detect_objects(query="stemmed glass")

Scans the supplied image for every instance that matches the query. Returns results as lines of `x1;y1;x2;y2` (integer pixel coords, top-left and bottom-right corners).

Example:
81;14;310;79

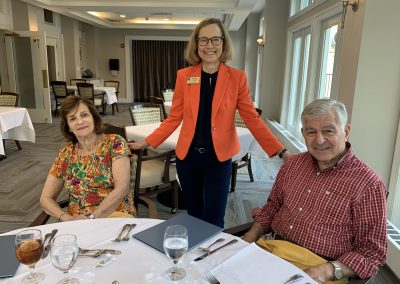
50;234;79;284
163;225;188;281
15;229;45;284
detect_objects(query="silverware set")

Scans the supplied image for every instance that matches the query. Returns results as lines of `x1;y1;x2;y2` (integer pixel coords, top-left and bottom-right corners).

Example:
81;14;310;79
198;238;225;253
194;239;238;261
204;270;220;284
112;224;136;242
42;229;58;258
78;247;121;258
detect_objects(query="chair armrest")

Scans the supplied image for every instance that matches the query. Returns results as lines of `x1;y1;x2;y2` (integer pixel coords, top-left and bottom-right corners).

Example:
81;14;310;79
138;197;158;219
223;222;253;236
29;199;69;227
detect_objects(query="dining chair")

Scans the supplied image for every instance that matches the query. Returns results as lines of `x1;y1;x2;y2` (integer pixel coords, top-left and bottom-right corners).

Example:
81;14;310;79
76;82;105;115
129;103;162;125
51;81;74;116
230;108;263;192
70;78;86;86
104;80;120;115
149;96;168;120
0;92;22;152
130;148;179;214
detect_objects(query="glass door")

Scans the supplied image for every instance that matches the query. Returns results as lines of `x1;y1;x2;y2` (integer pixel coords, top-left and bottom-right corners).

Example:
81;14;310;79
5;31;51;123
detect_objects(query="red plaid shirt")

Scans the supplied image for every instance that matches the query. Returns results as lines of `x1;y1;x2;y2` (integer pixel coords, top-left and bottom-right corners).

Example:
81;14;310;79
253;143;387;278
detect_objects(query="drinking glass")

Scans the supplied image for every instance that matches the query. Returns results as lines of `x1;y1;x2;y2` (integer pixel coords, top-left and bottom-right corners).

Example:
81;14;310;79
15;229;45;284
50;234;79;284
163;225;188;281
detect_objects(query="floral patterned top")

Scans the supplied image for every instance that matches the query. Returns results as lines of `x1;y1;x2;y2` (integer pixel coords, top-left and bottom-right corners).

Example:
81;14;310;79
49;134;135;216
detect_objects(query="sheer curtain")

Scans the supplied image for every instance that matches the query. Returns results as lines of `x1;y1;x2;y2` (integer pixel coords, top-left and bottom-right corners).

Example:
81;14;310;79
131;40;189;102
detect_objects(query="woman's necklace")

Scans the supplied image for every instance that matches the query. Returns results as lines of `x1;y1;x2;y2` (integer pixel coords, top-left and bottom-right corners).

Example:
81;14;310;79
76;135;101;176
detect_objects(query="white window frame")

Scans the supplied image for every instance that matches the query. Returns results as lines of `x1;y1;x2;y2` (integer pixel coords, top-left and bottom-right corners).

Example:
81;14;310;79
282;3;342;141
315;13;343;100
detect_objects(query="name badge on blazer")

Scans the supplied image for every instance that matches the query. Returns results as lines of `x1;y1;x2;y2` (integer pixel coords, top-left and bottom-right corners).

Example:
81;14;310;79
187;77;200;84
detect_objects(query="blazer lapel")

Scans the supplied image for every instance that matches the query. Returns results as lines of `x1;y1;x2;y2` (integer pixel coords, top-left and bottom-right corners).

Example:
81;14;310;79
211;63;230;122
189;65;202;127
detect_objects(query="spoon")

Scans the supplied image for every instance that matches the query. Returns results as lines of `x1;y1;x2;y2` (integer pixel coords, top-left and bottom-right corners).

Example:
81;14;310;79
198;238;225;252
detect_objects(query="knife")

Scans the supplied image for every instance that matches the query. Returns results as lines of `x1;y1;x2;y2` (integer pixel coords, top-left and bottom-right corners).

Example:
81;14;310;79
194;239;238;261
42;229;58;258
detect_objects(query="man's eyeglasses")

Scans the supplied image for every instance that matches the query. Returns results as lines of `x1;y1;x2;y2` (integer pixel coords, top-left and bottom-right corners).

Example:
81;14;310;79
197;37;224;46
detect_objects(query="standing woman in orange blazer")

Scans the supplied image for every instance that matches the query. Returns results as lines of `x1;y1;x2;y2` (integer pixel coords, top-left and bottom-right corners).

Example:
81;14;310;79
129;18;288;227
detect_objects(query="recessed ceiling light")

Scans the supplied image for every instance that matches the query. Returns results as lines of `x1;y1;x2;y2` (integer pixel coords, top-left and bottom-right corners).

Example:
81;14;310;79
120;14;126;18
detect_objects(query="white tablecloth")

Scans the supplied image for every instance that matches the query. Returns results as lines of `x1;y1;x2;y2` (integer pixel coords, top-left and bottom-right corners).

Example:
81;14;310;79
1;218;248;284
0;107;35;155
164;101;172;114
67;86;118;105
125;123;268;161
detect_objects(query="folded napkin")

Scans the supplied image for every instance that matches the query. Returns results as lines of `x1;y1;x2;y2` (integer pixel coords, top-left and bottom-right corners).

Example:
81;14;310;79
211;243;317;284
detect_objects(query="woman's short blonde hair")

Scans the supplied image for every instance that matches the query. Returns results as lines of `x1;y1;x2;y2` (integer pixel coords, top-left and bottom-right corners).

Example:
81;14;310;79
185;18;233;65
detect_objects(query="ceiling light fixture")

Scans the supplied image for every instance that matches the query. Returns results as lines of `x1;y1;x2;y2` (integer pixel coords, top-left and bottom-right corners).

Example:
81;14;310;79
341;0;359;29
120;15;126;18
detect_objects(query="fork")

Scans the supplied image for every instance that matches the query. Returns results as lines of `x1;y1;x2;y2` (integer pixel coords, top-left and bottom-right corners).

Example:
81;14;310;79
204;270;220;284
112;224;130;242
198;238;225;252
122;224;136;241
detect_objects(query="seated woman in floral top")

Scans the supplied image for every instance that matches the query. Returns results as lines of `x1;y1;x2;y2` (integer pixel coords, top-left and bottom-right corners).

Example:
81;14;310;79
40;96;135;221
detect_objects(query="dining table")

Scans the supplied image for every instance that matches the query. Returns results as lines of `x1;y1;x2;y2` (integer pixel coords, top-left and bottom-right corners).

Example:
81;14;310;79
67;86;118;106
125;123;269;161
1;218;316;284
0;107;35;155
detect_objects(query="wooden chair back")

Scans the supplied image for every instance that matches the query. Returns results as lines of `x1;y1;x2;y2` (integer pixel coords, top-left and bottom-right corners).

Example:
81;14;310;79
129;103;162;125
149;96;168;120
0;92;18;107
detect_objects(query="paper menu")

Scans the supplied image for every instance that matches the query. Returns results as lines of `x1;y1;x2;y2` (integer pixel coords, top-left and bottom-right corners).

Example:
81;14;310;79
211;243;317;284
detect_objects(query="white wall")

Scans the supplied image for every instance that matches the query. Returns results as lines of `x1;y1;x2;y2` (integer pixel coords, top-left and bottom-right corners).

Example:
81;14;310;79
349;0;400;220
260;0;290;121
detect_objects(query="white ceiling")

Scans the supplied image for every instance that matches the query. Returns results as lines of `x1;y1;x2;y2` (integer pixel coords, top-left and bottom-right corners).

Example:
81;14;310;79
21;0;265;31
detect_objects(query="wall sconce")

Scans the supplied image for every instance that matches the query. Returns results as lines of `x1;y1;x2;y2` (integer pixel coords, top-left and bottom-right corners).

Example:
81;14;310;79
256;36;264;46
341;0;359;29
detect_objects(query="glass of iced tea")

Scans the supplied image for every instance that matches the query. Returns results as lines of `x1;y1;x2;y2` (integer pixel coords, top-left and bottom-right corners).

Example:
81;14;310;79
15;229;44;284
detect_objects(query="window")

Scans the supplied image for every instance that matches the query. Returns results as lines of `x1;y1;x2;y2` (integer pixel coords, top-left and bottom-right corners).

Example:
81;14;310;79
316;15;343;99
284;27;311;138
44;9;54;24
290;0;313;17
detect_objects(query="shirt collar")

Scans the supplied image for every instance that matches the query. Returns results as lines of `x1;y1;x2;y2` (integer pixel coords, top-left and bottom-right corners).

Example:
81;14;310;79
311;142;353;172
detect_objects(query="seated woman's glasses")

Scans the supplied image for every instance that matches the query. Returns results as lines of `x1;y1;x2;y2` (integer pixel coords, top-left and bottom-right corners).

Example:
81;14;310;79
197;37;224;46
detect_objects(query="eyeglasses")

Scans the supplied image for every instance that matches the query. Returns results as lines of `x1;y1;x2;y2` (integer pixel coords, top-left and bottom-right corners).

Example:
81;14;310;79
197;36;224;46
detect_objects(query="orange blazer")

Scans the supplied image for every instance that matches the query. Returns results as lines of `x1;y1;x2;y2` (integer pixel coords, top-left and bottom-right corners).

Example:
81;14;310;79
146;63;283;162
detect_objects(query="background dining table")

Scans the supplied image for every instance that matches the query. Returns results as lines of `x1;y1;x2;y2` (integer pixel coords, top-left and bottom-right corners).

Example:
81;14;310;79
125;123;269;161
0;107;35;155
0;218;248;284
67;86;118;106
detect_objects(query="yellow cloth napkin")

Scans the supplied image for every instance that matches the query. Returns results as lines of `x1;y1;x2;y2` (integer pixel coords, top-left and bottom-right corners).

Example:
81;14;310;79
256;238;347;284
107;211;135;218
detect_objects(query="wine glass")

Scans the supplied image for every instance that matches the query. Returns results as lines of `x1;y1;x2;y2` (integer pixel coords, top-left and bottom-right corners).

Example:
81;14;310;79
50;234;79;284
15;229;45;284
163;225;188;281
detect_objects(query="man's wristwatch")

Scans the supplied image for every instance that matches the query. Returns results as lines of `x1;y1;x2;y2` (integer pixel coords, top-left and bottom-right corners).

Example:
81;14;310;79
278;148;288;159
89;213;95;219
330;261;343;280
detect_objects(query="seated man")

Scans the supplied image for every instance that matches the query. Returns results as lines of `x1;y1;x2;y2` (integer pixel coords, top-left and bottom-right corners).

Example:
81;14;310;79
243;99;387;283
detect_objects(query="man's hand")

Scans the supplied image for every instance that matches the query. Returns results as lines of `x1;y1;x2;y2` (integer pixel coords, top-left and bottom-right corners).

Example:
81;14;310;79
241;222;264;243
304;263;334;284
128;140;149;150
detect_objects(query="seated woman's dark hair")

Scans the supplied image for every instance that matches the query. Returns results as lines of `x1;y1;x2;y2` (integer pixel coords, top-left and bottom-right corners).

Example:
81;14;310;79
60;96;103;143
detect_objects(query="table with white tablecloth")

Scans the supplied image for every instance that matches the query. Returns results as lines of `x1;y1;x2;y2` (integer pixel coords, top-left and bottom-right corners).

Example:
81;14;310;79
67;86;117;105
0;107;35;155
125;122;268;161
1;218;246;284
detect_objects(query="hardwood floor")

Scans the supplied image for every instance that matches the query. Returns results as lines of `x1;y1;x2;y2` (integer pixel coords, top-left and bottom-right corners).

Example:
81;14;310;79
0;104;398;283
